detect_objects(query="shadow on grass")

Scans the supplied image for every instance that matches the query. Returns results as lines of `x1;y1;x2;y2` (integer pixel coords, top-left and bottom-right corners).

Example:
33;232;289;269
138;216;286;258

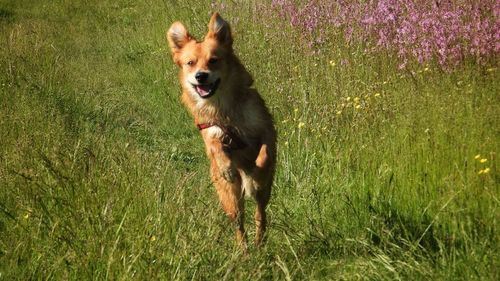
367;200;440;254
0;8;14;21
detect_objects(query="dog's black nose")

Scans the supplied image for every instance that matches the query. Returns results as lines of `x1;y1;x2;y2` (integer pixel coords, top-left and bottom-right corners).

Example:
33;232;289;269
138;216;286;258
195;72;209;83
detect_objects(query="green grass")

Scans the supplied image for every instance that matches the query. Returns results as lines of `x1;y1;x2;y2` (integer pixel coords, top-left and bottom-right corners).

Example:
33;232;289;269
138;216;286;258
0;0;498;280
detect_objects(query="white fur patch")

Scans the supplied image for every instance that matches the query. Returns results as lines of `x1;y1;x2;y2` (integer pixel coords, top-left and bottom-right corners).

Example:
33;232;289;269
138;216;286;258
184;80;205;106
240;170;257;199
205;125;224;138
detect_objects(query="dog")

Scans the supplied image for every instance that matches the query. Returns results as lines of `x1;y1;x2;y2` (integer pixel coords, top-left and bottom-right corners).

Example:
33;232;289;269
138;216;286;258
167;13;277;249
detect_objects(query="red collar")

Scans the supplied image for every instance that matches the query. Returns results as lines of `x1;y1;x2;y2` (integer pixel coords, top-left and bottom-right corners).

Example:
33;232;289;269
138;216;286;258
197;123;214;130
196;123;247;150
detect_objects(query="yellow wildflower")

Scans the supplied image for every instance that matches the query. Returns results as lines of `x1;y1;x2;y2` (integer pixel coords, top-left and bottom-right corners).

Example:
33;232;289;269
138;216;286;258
329;60;336;66
355;104;361;109
480;158;488;163
336;110;342;115
298;122;305;129
474;154;481;160
354;97;360;103
374;93;381;97
150;235;157;242
478;168;491;175
294;108;299;113
346;97;351;102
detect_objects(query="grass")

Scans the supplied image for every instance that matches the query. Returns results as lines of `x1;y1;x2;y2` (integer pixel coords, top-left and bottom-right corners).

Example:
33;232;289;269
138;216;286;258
0;0;498;280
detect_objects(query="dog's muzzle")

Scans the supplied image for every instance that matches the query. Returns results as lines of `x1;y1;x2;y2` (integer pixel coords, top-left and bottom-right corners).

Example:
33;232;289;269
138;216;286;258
192;78;220;98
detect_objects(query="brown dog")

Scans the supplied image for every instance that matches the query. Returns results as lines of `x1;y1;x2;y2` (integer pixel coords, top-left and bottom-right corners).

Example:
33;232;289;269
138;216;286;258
167;13;277;248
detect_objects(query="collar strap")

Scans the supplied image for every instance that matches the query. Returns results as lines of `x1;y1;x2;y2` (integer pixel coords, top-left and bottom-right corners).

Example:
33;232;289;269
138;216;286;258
196;123;247;150
197;123;214;130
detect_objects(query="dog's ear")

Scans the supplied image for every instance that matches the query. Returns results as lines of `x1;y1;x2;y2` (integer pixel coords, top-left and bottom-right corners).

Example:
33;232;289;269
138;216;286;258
167;21;192;51
206;13;232;46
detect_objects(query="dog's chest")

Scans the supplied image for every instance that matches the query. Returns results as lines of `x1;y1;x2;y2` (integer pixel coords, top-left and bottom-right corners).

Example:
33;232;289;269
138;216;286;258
204;124;259;152
204;103;263;141
205;126;225;138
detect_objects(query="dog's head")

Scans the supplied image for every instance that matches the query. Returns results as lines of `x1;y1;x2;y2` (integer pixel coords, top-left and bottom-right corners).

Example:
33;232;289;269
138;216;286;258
167;13;234;101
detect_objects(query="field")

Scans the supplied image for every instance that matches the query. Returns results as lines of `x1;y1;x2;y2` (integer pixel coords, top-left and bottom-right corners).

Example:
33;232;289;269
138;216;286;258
0;0;498;280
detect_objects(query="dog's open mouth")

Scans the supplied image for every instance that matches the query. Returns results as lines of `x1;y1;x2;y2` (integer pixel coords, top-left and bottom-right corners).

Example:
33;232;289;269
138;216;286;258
193;79;220;99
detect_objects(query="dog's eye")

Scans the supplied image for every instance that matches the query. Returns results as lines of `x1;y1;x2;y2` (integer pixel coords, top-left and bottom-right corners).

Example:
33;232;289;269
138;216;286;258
186;60;194;66
208;58;218;64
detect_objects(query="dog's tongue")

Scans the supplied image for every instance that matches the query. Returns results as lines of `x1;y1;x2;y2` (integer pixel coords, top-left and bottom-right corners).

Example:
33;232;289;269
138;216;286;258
196;85;212;97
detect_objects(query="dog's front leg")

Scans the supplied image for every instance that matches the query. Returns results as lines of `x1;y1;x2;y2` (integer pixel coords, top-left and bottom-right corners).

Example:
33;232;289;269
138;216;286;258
207;139;247;250
208;138;237;183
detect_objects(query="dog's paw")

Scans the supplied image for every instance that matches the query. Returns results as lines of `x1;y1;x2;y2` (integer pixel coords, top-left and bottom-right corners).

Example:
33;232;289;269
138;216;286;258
220;166;237;183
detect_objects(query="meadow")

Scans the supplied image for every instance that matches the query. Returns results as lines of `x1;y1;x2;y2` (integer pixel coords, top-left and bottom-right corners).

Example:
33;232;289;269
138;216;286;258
0;0;498;280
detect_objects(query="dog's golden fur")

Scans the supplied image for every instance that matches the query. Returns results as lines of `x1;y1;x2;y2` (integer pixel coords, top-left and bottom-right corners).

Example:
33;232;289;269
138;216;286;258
167;13;276;248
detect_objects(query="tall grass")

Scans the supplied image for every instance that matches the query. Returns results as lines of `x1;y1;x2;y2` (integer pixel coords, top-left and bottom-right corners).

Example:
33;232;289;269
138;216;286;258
0;0;498;280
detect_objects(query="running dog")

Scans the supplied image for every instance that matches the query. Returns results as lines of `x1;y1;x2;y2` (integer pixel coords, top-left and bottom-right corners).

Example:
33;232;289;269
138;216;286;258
167;13;277;249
